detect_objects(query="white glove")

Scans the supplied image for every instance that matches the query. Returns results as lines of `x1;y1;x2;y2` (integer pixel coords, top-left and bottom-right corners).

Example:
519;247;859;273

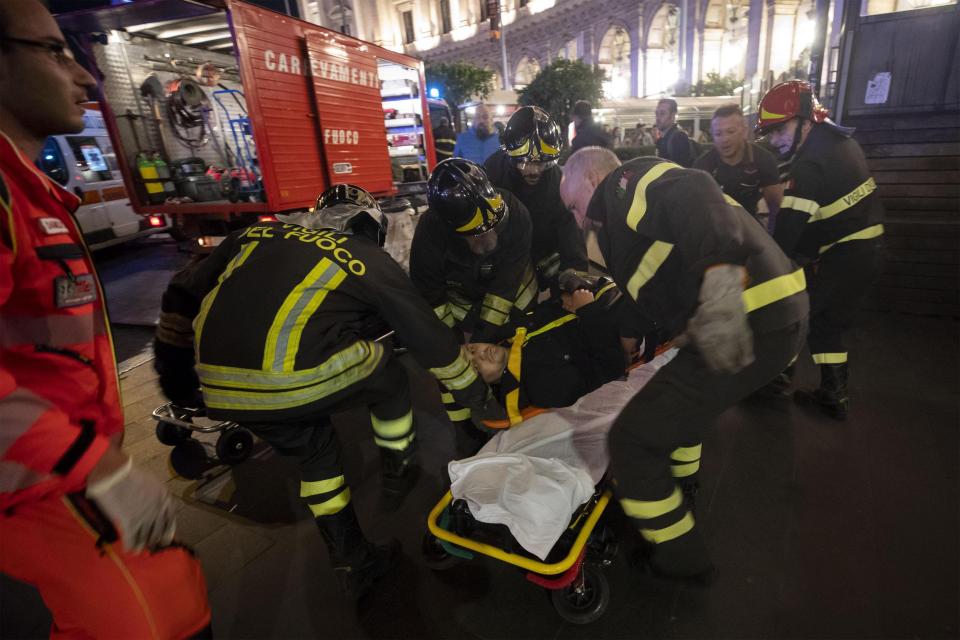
684;264;755;374
86;458;176;552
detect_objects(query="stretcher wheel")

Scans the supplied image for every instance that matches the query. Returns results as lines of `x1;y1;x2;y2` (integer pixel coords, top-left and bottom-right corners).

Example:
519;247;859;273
549;564;609;625
216;428;254;465
170;439;209;479
421;532;461;571
155;421;191;446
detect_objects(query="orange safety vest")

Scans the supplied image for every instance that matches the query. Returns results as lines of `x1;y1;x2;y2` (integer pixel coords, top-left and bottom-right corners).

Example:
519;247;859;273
0;131;121;511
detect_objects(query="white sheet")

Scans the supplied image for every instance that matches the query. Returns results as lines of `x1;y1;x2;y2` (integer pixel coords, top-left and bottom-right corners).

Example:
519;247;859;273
448;349;677;559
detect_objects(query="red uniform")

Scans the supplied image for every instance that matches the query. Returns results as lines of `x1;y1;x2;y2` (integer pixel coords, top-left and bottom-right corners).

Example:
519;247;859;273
0;131;209;638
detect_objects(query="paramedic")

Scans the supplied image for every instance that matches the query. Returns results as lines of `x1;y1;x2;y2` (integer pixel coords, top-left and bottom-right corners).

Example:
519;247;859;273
560;148;808;582
484;106;589;291
0;1;211;637
757;80;884;419
154;184;489;599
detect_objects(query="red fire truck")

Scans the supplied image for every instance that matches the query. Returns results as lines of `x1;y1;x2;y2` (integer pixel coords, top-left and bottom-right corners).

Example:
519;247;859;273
54;0;441;247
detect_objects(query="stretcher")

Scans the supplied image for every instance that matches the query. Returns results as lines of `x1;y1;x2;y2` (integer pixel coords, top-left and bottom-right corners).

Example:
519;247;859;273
423;349;677;624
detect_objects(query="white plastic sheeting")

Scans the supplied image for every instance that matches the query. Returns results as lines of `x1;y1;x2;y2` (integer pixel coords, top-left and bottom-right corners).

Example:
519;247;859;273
448;349;678;559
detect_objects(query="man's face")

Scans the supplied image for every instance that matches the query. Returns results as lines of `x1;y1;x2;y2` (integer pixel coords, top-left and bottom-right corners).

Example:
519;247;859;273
711;114;747;161
466;343;508;384
559;170;596;229
765;118;801;157
464;229;498;255
0;0;97;138
655;102;674;130
515;159;553;186
474;106;492;136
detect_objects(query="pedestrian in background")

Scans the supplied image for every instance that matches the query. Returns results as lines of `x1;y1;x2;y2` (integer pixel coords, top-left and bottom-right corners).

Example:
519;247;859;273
453;103;500;165
0;1;211;637
569;99;613;152
654;98;696;167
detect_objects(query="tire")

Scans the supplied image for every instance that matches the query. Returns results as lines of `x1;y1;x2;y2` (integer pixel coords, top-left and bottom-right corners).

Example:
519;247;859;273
170;439;209;479
421;532;461;571
549;564;610;625
155;421;191;446
215;427;254;465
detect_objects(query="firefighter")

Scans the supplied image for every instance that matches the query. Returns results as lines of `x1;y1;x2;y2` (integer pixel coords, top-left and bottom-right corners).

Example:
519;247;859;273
560;149;808;582
409;158;537;454
0;1;211;636
433;116;456;162
757;80;884;419
154;184;489;599
483;105;589;292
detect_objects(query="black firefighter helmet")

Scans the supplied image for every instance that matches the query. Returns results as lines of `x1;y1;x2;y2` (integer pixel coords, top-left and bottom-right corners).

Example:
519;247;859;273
501;105;563;163
313;183;387;246
427;158;507;237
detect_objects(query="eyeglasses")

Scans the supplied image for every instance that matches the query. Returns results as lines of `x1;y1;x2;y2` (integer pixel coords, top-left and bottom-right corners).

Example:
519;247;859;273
0;37;76;67
515;159;556;172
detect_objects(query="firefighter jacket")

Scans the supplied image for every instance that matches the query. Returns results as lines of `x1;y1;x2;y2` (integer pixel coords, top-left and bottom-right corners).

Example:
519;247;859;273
409;188;537;343
155;221;486;422
433;123;457;162
484;149;588;279
586;157;809;340
774;124;885;262
496;283;626;425
0;132;121;512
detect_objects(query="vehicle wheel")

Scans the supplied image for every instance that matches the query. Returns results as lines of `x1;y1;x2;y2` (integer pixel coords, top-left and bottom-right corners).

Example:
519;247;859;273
421;532;461;571
550;564;610;625
170;439;209;479
215;427;254;465
155;421;191;446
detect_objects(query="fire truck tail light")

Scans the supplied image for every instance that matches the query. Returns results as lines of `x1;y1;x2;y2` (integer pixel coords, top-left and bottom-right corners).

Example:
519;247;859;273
148;215;165;227
258;215;278;222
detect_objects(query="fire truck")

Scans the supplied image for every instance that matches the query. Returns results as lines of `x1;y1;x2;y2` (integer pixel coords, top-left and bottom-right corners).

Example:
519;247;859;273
54;0;442;250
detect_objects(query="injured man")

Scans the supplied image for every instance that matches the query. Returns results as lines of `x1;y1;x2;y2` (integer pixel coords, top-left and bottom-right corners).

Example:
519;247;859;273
453;282;679;560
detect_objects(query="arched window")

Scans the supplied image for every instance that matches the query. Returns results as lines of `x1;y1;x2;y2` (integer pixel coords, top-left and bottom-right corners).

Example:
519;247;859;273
555;37;578;60
514;56;541;88
645;3;680;95
598;26;632;98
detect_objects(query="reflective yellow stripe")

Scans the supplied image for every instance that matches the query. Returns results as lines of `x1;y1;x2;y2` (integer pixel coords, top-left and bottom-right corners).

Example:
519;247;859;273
263;259;346;372
670;444;702;463
194;240;259;347
782;195;820;216
371;410;413;439
485;293;513;314
440;392;455;404
742;268;806;314
307;487;351;516
812;352;847;364
818;223;884;255
480;292;511;325
436;138;457;145
620;486;684;520
506;139;530;157
723;193;742;208
814;177;877;221
374;433;416;451
514;265;537;310
300;476;345;498
596;282;617;299
523;314;577;343
449;300;470;321
625;162;680;230
446;407;471;422
671;461;700;478
429;346;479;391
433;303;454;327
456;207;485;233
540;139;560;156
626;241;674;300
506;327;526;426
641;511;695;544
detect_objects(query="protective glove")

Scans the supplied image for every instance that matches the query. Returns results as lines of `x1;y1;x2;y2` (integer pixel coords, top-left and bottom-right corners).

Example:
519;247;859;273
86;457;177;553
682;264;755;374
558;269;598;294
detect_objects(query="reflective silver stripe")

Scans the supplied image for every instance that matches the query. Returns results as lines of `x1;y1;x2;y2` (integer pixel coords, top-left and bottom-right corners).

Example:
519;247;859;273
263;258;346;372
0;314;95;348
782;195;820;217
0;459;49;493
1;388;51;455
198;340;383;390
813;177;877;222
626;241;674;300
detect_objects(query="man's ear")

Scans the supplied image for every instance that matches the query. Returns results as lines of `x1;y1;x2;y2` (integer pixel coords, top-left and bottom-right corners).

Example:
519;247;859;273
586;170;601;191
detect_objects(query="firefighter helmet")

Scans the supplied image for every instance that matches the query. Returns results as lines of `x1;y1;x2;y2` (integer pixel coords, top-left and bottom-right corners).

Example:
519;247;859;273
756;80;829;133
428;158;507;237
501;106;563;163
312;184;386;246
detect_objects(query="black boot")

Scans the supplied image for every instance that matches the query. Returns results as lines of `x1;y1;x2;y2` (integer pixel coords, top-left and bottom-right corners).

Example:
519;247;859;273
378;444;420;513
316;503;400;600
795;363;848;420
745;363;796;403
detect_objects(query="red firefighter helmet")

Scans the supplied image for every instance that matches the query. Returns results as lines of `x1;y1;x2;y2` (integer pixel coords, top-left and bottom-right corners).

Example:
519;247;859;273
756;80;829;133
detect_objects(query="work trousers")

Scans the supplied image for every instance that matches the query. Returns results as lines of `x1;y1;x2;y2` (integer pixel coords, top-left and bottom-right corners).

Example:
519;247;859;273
806;241;882;366
609;320;806;576
244;358;413;518
0;494;210;639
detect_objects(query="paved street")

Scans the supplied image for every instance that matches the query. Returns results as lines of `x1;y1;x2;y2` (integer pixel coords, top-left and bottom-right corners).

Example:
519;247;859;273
2;238;956;638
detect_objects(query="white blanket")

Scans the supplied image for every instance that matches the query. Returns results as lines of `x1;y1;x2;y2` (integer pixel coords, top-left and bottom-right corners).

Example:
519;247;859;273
448;349;677;559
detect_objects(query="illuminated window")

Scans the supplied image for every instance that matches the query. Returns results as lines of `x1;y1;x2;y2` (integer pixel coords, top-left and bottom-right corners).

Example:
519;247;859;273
402;10;415;43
